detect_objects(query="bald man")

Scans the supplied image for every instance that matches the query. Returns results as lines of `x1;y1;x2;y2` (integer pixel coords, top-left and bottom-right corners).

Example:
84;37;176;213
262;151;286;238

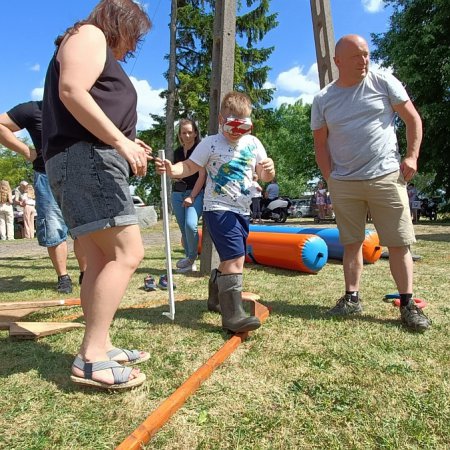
311;34;430;331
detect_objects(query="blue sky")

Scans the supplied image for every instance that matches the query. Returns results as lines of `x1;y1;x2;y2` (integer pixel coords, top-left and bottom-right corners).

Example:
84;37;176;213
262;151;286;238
0;0;392;131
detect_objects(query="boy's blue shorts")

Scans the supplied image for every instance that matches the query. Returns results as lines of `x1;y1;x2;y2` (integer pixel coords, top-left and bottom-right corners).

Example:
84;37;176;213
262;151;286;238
203;210;250;262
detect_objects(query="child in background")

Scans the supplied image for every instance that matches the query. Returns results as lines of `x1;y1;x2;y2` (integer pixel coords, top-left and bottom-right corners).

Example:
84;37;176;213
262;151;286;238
156;91;275;333
0;180;14;240
249;173;263;224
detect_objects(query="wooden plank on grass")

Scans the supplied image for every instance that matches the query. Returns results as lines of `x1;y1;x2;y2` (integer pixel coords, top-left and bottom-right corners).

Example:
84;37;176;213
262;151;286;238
0;298;81;321
6;322;84;340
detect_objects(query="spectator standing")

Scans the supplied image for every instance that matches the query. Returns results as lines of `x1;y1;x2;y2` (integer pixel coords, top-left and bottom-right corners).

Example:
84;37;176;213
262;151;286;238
172;118;206;273
0;180;14;240
249;173;263;223
311;34;430;331
0;101;87;292
42;0;152;389
22;184;37;239
315;181;327;219
407;183;419;223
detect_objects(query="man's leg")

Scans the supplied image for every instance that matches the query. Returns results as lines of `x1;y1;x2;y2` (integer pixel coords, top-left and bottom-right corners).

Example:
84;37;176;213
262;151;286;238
47;242;68;276
343;242;364;292
326;241;364;315
326;178;367;315
388;245;413;294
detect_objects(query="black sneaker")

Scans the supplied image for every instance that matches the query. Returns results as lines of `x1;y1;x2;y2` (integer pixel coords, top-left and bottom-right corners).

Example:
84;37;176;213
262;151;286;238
57;274;73;294
326;294;362;316
400;299;431;332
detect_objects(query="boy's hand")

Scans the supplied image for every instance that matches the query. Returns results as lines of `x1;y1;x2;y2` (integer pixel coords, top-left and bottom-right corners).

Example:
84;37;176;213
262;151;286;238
259;158;275;176
154;157;173;176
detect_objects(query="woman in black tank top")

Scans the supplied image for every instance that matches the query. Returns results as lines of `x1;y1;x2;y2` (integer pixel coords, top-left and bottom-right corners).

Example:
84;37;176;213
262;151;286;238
42;0;152;390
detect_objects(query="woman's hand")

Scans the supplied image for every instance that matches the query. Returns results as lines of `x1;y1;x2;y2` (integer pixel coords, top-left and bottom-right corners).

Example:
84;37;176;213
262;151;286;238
116;138;153;177
183;196;194;207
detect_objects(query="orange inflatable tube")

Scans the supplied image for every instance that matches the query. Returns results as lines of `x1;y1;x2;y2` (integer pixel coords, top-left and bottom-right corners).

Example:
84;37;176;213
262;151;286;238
197;229;328;273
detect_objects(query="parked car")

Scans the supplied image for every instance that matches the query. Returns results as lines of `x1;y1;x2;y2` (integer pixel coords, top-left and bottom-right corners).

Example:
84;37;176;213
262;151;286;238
288;197;314;218
132;195;146;207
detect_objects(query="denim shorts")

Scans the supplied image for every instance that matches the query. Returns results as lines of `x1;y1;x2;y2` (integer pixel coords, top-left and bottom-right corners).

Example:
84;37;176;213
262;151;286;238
203;210;249;261
34;171;68;247
45;142;138;238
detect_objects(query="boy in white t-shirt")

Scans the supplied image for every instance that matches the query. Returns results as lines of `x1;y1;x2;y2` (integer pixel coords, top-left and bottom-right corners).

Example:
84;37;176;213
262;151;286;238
156;92;275;333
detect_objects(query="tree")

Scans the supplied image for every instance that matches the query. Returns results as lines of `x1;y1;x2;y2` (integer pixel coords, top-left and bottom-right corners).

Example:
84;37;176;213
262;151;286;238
256;101;319;198
173;0;278;130
371;0;450;200
0;145;34;188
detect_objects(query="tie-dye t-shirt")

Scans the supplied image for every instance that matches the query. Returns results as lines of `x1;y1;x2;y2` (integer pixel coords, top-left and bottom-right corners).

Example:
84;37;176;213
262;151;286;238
189;133;267;215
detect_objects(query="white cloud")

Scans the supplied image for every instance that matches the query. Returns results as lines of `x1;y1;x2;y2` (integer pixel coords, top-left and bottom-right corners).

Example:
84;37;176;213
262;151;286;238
263;80;276;90
370;61;393;75
130;76;165;130
362;0;384;13
268;63;320;108
31;87;44;100
30;64;40;72
276;64;319;95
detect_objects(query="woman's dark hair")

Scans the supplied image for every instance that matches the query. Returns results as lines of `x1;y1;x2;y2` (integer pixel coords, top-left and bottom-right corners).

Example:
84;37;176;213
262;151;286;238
177;118;201;147
55;0;152;61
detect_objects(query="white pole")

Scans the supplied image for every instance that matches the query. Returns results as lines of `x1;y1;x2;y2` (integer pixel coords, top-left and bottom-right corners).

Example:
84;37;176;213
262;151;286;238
159;149;175;320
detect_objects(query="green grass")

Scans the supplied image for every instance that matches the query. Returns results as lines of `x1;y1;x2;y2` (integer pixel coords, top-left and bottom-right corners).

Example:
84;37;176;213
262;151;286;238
0;220;449;449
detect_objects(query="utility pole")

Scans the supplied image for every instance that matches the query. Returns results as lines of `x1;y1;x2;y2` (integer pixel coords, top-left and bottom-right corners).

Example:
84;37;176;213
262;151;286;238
200;0;237;274
309;0;338;88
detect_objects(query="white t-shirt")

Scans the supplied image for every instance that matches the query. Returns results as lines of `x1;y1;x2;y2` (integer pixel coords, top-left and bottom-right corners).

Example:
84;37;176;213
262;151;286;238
190;133;267;215
249;181;262;198
311;71;410;180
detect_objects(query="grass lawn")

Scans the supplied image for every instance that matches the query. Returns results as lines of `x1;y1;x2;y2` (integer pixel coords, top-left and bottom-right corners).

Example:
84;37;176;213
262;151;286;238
0;219;449;449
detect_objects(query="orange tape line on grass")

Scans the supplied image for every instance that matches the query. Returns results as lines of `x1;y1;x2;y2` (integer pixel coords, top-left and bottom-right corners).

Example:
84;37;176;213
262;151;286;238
116;299;270;450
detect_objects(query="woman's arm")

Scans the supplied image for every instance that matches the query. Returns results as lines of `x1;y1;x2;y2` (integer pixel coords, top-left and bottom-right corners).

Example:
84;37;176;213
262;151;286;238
183;167;206;207
57;25;150;176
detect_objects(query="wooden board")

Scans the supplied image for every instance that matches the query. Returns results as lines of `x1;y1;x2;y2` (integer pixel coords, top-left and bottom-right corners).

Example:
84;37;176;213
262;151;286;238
0;321;84;340
0;298;81;321
242;291;260;301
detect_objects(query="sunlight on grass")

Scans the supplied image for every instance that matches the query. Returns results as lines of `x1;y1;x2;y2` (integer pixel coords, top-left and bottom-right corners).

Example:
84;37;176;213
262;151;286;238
0;221;449;449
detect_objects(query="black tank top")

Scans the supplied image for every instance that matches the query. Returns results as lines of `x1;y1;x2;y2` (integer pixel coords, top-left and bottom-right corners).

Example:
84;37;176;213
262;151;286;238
42;46;137;161
173;144;201;190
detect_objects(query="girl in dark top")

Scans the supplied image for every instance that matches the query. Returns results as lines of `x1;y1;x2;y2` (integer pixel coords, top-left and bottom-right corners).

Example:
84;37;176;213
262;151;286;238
42;0;152;390
172;119;206;273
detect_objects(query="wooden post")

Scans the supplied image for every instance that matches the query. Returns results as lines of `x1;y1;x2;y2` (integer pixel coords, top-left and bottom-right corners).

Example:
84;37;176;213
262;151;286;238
200;0;237;274
309;0;338;88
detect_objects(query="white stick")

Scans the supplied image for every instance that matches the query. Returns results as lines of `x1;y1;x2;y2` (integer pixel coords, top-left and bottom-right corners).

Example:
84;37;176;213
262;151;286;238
159;149;175;320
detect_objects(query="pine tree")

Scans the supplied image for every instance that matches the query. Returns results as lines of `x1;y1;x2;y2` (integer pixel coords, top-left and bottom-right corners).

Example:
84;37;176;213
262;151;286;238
169;0;278;132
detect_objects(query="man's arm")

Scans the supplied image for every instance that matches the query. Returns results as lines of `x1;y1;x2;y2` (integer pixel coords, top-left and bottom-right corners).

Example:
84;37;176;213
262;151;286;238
313;126;332;180
393;100;422;182
0;113;36;161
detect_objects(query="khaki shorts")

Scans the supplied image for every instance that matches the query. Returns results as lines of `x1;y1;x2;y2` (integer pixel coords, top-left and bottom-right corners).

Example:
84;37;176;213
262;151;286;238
328;171;416;247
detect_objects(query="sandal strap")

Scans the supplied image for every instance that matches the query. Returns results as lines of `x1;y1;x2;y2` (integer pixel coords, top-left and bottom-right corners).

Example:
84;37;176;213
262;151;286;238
106;347;140;362
72;356;133;384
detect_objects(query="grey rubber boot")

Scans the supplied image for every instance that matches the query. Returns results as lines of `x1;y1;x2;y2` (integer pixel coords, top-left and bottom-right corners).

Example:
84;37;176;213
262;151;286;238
207;269;221;313
217;274;261;333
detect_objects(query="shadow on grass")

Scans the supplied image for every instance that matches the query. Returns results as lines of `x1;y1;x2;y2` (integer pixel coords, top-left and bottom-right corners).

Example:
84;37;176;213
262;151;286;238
415;233;450;242
0;338;79;392
0;275;63;293
259;299;403;330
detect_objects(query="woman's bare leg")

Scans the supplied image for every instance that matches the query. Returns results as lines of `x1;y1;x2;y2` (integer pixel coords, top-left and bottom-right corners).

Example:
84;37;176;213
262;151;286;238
72;224;145;384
